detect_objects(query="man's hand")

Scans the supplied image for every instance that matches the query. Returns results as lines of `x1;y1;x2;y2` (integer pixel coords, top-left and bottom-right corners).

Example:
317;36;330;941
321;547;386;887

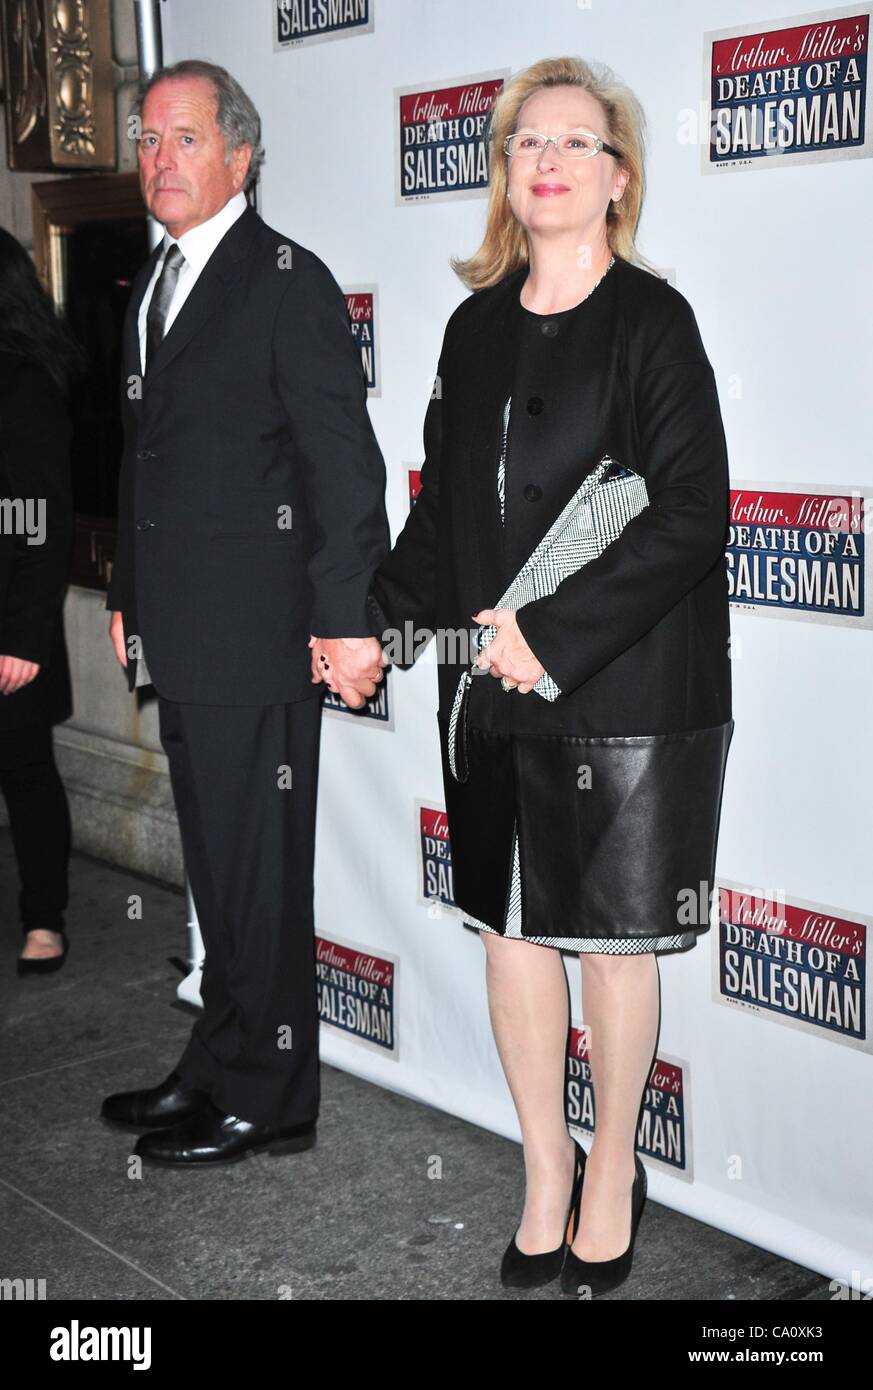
309;635;386;709
0;655;40;695
473;608;545;695
109;611;127;668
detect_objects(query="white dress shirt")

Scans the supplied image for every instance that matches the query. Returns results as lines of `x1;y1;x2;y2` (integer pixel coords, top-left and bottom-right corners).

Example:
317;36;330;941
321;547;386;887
137;188;248;375
134;190;249;688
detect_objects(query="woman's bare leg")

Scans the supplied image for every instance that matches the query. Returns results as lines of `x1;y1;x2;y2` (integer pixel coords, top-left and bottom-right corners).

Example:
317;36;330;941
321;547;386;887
571;951;660;1260
481;930;577;1253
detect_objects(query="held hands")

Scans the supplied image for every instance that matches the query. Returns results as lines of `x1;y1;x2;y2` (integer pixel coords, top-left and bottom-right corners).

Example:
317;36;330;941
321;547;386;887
473;608;545;695
0;655;40;695
106;610;535;702
309;635;387;710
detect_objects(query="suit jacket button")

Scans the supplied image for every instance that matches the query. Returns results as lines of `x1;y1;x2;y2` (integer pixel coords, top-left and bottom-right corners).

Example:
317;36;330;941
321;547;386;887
526;395;544;415
541;321;558;337
136;518;155;530
524;484;542;502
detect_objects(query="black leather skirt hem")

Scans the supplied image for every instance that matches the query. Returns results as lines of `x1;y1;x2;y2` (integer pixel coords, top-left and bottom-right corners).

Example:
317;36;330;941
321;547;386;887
437;714;734;940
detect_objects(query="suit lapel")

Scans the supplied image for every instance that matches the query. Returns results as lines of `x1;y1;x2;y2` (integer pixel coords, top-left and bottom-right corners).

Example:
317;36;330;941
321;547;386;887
124;204;261;401
144;205;260;384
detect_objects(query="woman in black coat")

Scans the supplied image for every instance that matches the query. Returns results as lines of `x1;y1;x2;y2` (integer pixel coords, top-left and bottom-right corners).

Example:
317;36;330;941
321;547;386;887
0;228;80;973
361;57;734;1297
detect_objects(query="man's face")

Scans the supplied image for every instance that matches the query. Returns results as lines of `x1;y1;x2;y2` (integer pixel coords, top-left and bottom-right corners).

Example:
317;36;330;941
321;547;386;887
137;76;251;237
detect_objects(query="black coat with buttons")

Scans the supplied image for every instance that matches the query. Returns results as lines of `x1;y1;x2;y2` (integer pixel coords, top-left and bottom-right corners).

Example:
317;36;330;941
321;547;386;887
371;254;735;939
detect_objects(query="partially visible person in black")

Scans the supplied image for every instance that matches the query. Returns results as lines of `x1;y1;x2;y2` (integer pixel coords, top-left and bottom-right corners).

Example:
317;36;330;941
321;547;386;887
0;227;83;974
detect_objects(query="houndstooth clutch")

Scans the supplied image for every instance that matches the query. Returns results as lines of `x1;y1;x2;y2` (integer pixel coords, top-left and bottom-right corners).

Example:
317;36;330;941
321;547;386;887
448;455;649;783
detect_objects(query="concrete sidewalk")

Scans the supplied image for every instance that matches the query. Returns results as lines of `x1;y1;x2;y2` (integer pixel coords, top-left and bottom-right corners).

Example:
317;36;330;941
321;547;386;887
0;829;831;1301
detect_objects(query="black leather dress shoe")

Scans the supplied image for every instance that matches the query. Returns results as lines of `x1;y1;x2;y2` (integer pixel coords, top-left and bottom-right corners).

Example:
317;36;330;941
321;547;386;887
134;1099;317;1166
100;1069;211;1132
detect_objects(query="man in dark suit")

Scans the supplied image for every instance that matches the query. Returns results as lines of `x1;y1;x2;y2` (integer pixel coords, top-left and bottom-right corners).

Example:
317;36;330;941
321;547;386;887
101;60;389;1163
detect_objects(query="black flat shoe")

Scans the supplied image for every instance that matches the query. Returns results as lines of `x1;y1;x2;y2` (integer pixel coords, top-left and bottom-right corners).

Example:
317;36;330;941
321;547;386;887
100;1069;211;1132
500;1138;588;1289
134;1099;317;1166
17;931;69;975
561;1151;647;1298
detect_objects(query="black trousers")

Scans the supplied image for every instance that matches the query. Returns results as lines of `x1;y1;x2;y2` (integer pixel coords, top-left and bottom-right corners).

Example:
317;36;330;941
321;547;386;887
157;692;323;1128
0;723;71;935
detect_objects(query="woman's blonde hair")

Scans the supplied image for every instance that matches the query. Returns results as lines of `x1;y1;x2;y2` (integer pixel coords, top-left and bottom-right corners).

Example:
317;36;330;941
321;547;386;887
452;56;657;289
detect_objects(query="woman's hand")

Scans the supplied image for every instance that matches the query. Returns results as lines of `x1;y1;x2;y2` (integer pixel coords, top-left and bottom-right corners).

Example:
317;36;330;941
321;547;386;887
473;608;545;694
0;654;40;694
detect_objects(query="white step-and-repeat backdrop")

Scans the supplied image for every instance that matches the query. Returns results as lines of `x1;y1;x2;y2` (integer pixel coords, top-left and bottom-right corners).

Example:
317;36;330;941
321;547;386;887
161;0;873;1289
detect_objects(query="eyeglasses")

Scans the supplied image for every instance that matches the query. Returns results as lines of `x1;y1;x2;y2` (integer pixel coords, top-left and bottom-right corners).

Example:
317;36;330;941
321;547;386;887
503;130;622;160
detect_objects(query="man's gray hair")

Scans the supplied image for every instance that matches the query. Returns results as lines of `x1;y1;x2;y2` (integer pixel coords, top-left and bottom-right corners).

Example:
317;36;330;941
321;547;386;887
130;59;265;190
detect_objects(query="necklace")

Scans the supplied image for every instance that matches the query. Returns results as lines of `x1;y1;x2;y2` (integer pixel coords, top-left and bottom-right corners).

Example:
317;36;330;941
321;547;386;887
587;253;616;299
521;254;616;315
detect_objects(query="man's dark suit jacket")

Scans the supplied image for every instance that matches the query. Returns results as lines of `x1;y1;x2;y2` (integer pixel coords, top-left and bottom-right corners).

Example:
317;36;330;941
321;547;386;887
106;203;390;704
0;350;73;731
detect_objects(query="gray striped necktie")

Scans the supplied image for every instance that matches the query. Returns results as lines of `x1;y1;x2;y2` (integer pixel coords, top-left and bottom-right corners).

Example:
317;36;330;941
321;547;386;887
144;243;185;374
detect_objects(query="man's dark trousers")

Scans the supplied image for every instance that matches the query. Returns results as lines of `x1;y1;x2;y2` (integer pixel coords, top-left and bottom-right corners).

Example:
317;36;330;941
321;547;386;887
157;688;323;1129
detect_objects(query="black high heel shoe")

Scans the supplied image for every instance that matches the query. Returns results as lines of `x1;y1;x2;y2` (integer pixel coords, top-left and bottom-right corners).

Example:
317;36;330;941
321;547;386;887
500;1138;588;1289
16;931;69;976
561;1150;647;1298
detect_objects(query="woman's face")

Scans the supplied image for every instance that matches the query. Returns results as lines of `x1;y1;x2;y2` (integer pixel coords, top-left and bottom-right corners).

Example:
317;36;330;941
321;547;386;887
505;86;628;248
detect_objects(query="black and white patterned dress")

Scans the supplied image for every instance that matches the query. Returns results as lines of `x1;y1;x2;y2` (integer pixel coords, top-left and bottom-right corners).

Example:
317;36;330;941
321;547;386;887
464;338;697;955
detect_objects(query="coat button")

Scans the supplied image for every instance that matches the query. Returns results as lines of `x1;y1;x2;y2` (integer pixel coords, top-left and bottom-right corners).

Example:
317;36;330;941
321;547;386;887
136;518;155;530
540;321;558;337
523;484;542;502
137;449;156;461
526;395;544;415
